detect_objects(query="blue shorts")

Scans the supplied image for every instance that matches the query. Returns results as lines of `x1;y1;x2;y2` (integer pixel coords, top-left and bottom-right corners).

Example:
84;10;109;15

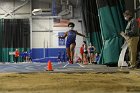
66;41;76;48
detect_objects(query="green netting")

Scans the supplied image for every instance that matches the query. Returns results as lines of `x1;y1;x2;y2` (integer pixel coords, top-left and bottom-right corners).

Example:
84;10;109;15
90;32;103;53
98;2;126;66
0;19;3;62
0;19;30;63
1;48;30;63
81;0;103;54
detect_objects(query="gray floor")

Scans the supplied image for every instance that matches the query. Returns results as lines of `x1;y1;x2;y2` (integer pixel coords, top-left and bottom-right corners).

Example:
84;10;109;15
0;62;130;73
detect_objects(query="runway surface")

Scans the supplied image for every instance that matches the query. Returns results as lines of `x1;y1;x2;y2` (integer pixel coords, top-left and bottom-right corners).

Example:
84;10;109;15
0;62;129;73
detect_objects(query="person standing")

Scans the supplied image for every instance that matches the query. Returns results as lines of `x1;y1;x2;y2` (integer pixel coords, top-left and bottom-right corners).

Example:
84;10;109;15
15;48;19;63
88;43;96;64
80;44;84;63
59;22;85;64
83;41;88;64
120;10;139;69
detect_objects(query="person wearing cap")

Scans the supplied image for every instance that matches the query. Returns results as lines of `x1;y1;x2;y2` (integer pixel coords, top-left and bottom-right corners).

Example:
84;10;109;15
120;10;139;69
59;22;85;64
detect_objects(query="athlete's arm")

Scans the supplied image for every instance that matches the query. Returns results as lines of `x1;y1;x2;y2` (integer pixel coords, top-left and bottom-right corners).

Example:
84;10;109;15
76;31;85;37
58;32;68;39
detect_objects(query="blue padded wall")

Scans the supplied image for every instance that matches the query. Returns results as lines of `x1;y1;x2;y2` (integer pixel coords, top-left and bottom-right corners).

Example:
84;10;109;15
32;48;66;63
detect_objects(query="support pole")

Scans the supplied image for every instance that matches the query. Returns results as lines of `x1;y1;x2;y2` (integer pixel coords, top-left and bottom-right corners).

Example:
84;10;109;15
134;0;137;18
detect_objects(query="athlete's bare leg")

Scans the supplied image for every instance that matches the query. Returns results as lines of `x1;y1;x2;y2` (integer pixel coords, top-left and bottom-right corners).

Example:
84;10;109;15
83;53;88;63
80;53;83;63
66;48;70;61
70;43;76;62
90;53;94;63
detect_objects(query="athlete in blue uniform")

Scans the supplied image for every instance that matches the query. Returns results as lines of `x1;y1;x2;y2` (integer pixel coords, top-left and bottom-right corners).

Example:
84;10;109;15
59;22;85;64
88;43;96;64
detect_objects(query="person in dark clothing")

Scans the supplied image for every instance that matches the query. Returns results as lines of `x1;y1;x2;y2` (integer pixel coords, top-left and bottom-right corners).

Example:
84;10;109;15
88;43;96;64
57;51;61;63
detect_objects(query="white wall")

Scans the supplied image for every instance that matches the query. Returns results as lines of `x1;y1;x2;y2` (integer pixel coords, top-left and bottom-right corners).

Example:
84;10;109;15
32;32;50;48
0;0;84;54
32;18;53;48
52;27;68;48
32;18;53;31
32;18;84;51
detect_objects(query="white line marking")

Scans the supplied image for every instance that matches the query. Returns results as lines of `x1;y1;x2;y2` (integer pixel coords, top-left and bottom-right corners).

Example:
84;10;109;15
63;63;69;68
77;63;85;68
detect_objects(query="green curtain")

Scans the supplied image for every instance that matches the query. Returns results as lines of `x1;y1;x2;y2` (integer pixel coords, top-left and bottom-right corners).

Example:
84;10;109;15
81;0;103;53
0;19;30;63
90;32;102;53
96;0;126;66
0;19;3;62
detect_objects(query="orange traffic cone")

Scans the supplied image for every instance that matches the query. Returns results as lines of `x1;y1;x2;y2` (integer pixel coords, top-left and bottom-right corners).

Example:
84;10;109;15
46;60;53;71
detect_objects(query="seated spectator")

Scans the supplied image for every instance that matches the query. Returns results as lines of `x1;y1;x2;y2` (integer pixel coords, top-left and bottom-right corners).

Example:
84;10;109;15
27;49;32;62
62;51;66;62
57;51;61;63
20;50;25;62
24;51;28;62
95;52;100;64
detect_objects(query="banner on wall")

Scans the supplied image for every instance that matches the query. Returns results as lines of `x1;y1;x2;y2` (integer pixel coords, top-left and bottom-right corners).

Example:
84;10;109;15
58;32;65;46
54;19;69;27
